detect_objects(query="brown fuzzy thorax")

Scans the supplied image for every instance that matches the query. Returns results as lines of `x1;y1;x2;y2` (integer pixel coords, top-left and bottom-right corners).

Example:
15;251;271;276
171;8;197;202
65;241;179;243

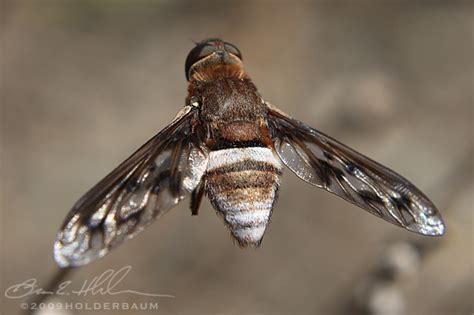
190;73;269;147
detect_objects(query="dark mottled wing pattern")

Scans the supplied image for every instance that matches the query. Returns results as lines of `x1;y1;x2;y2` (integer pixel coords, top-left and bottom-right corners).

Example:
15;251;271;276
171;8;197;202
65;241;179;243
266;103;444;236
54;107;209;267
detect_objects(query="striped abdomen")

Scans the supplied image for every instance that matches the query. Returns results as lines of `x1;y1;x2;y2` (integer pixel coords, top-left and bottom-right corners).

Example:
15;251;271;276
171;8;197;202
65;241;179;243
205;147;282;247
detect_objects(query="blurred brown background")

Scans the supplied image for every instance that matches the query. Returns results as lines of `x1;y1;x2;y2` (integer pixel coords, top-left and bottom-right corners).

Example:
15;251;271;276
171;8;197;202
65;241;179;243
1;1;472;315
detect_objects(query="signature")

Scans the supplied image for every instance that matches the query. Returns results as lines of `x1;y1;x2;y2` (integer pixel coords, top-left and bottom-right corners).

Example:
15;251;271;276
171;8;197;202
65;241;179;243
4;266;174;299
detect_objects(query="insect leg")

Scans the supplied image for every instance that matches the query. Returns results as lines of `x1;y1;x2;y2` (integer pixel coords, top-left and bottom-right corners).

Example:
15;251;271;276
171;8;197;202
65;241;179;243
190;179;205;216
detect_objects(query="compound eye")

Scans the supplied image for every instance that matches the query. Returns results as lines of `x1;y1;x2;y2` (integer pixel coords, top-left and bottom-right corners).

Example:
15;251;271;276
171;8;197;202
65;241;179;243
224;42;242;60
185;43;217;80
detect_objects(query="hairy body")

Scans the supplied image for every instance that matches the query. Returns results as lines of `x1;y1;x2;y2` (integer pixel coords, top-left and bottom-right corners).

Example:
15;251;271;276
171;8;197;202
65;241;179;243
189;64;281;246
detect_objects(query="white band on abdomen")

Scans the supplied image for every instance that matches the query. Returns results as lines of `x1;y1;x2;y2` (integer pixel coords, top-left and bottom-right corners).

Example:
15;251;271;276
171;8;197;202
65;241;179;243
207;147;282;171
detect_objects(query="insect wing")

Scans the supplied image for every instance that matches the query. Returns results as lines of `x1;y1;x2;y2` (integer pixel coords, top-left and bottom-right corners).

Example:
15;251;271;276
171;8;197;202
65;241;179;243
266;103;445;236
54;107;209;267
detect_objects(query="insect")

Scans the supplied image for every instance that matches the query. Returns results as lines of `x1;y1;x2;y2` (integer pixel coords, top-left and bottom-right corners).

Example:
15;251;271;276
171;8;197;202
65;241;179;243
54;38;445;267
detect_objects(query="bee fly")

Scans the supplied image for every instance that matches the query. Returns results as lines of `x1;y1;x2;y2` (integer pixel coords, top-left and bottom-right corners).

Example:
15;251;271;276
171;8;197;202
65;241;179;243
54;38;445;267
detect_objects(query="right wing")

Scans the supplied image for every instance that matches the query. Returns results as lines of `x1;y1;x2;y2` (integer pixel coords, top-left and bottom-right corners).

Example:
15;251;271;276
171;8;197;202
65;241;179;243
266;102;444;236
54;106;209;267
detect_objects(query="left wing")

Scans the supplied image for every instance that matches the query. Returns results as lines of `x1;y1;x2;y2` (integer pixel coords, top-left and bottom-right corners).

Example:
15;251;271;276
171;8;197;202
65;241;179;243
266;102;445;236
54;106;209;267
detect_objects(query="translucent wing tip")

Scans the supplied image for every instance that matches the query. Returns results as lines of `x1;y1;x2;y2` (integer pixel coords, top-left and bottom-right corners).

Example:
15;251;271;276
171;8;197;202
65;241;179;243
406;216;446;236
53;238;107;268
54;240;73;268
